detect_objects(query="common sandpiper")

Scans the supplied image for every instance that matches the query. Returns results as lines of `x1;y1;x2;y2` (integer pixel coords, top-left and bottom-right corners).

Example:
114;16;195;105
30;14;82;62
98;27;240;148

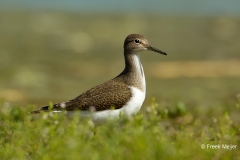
31;34;167;122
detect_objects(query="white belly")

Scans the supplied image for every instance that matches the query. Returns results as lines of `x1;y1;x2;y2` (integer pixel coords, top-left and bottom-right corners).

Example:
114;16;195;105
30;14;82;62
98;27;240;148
64;86;145;123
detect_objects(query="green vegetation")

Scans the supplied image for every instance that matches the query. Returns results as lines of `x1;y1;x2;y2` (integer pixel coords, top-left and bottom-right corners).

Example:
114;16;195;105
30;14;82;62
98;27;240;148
0;97;239;159
0;11;239;159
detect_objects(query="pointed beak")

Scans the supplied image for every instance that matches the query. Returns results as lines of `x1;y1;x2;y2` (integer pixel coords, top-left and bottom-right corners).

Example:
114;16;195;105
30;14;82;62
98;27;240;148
147;46;167;55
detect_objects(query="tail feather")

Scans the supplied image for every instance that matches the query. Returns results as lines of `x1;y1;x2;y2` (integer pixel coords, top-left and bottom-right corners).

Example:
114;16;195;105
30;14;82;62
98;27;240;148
29;106;49;114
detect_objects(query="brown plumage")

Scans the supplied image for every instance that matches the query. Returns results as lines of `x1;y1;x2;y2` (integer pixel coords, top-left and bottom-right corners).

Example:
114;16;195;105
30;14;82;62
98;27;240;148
31;78;131;113
31;34;167;114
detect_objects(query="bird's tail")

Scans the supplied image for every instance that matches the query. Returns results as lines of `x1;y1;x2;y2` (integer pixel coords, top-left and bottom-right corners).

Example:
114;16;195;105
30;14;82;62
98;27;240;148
29;110;41;114
29;106;49;114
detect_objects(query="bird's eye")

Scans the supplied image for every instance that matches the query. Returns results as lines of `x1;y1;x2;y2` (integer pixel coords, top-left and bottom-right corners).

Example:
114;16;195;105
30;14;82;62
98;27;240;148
134;39;140;44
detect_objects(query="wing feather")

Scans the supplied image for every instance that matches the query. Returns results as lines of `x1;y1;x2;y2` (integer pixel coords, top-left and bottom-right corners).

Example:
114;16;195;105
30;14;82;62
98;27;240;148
32;79;131;113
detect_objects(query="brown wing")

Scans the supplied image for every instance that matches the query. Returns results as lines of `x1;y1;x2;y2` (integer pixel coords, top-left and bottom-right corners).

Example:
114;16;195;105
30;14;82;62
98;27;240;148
31;79;131;113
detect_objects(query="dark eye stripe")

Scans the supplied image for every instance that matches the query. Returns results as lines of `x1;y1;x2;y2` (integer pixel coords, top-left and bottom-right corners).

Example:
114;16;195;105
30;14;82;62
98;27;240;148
124;39;141;46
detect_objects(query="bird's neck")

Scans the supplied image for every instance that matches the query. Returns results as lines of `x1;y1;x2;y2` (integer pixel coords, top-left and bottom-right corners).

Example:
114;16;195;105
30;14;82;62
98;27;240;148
124;52;143;76
115;51;146;92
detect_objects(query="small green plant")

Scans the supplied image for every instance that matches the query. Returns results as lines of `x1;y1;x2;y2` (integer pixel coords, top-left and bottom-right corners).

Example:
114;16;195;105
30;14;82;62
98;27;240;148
0;99;239;160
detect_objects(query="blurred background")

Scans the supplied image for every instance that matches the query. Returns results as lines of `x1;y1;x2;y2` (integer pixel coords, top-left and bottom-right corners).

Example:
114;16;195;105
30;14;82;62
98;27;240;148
0;0;239;110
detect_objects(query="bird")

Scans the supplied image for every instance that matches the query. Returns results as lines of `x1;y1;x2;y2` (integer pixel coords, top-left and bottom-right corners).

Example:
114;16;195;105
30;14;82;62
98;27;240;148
31;34;167;122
